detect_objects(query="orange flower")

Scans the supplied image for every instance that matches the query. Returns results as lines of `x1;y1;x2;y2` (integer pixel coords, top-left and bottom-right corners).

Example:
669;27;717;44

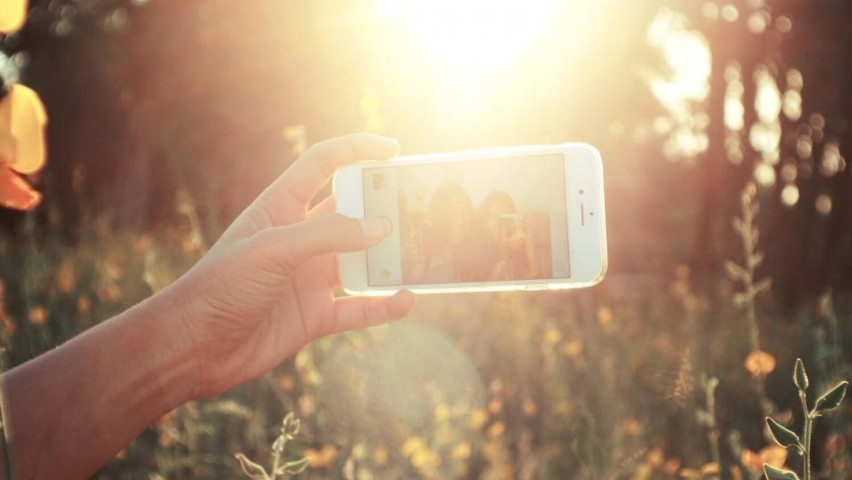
0;83;48;211
0;165;39;210
0;0;28;33
741;445;787;473
304;444;337;469
27;306;47;326
744;350;777;377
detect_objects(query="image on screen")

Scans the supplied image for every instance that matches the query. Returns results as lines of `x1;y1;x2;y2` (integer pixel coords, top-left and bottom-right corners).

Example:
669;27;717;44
362;154;570;286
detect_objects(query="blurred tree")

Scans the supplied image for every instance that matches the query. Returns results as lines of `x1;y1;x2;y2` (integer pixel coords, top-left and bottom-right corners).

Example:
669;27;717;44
0;0;849;298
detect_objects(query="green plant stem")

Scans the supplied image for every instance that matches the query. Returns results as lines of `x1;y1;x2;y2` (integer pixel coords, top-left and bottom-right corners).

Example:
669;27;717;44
270;437;286;480
704;378;722;474
799;391;812;480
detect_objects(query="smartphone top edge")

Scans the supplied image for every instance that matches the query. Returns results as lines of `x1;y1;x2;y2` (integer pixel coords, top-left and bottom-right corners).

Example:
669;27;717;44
342;142;601;166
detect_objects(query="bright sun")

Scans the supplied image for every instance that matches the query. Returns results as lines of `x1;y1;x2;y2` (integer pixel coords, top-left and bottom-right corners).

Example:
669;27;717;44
377;0;552;70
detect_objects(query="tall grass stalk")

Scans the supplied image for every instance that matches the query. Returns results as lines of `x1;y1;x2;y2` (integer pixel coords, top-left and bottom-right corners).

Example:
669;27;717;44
725;183;773;414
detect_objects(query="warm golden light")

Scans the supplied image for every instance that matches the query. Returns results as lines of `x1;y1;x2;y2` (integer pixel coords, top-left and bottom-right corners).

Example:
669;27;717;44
646;9;711;159
378;0;552;69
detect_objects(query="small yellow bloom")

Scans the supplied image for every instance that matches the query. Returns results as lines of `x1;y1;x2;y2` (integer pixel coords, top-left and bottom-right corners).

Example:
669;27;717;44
543;327;562;345
452;441;471;460
77;296;92;315
276;374;295;392
562;339;584;360
486;421;505;438
402;436;426;457
372;445;389;466
621;417;643;437
304;444;337;469
744;350;777;377
434;402;450;422
522;398;537;416
27;306;47;326
597;306;614;326
468;408;488;430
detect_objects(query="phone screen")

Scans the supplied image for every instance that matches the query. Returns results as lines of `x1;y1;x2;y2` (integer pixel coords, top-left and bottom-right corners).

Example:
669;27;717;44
362;153;571;286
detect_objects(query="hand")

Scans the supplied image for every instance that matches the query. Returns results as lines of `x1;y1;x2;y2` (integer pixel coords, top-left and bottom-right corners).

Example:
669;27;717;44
159;133;415;398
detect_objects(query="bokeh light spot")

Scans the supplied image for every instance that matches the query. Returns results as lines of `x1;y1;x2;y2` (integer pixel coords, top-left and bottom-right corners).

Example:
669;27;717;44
815;194;832;216
747;11;770;34
702;2;719;20
721;4;740;22
754;161;776;187
780;162;797;183
775;15;793;33
781;184;799;207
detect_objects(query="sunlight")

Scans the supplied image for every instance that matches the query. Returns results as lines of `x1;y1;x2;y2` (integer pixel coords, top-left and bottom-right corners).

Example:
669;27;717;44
646;9;711;159
378;0;552;69
751;65;782;164
647;10;711;104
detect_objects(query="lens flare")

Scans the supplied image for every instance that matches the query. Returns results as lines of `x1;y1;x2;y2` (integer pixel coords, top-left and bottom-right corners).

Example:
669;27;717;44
379;0;552;69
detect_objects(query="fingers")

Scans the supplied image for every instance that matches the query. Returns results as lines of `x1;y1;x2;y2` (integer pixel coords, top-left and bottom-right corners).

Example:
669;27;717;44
331;290;416;334
263;133;400;210
307;195;335;218
248;213;391;275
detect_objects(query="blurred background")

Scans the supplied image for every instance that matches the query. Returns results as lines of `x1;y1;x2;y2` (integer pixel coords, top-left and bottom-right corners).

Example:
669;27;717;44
1;0;851;478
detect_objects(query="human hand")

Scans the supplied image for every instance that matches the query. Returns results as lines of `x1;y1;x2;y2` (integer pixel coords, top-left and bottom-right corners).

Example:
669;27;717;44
159;133;415;399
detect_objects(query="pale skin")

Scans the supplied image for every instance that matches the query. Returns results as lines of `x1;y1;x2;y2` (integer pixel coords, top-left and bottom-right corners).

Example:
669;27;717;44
0;133;416;480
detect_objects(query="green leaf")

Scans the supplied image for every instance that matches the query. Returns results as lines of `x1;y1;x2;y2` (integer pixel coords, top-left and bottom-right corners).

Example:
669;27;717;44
754;277;773;295
793;358;808;391
763;463;799;480
724;260;747;281
282;458;309;475
814;381;849;413
766;418;800;448
235;453;269;480
748;251;765;269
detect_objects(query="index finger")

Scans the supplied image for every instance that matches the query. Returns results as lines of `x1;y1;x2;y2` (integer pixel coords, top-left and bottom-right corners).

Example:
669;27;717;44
263;133;400;210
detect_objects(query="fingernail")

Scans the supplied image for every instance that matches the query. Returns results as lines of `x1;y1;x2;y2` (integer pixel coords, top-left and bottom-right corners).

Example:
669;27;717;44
361;216;392;238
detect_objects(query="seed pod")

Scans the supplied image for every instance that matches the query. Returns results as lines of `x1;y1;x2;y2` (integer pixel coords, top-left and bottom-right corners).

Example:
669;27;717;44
793;358;808;391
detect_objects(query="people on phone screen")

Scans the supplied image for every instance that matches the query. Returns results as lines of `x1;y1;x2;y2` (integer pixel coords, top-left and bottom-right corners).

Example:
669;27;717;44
418;184;473;283
410;185;540;283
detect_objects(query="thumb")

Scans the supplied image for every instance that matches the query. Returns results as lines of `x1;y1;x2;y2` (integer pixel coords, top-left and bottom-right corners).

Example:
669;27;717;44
248;213;391;273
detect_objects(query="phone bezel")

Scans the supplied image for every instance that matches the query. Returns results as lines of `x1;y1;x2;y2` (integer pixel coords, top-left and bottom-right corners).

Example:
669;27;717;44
333;143;607;295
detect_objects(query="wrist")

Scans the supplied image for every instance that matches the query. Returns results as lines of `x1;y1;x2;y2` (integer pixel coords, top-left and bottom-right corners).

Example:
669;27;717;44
128;288;203;408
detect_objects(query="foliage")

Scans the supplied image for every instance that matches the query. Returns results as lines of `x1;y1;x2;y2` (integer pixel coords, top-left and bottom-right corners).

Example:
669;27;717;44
235;413;308;480
763;359;848;480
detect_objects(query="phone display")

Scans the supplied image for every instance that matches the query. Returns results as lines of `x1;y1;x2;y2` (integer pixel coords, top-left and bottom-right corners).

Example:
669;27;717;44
334;144;606;295
362;154;569;286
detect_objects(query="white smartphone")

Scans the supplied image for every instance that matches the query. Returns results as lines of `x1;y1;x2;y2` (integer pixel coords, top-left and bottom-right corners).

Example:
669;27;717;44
333;143;607;295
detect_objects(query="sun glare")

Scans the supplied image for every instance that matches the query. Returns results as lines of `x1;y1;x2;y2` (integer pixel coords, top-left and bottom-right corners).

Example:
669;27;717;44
378;0;552;69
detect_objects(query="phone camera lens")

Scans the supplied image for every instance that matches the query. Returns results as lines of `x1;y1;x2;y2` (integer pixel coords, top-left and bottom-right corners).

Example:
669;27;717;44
579;189;585;195
589;211;595;216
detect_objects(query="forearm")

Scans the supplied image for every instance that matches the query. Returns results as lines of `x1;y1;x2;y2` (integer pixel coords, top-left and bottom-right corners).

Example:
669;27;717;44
0;292;197;479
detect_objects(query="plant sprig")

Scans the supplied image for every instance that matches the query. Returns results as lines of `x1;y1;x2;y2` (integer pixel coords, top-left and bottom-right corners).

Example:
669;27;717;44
763;359;848;480
236;412;309;480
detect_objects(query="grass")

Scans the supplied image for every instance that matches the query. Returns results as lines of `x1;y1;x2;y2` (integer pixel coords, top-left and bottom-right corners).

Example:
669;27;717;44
1;187;851;479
